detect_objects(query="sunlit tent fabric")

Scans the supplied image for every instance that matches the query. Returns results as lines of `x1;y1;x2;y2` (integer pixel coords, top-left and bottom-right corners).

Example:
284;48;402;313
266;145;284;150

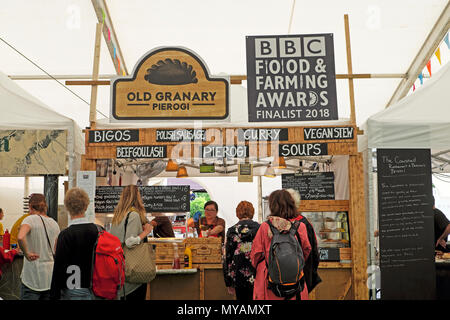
364;62;450;150
0;70;84;187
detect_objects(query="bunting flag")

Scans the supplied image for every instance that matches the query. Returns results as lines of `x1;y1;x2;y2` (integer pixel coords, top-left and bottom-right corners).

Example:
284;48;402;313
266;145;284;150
445;33;450;49
426;60;431;77
102;9;105;24
435;47;441;65
113;46;116;59
418;73;423;85
413;83;416;91
108;28;111;41
117;57;121;73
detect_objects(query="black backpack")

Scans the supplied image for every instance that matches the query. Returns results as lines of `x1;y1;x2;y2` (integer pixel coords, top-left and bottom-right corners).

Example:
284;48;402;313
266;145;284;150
266;220;305;299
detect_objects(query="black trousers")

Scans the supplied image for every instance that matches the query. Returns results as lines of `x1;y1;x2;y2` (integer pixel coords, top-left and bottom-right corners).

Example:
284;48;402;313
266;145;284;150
235;286;253;301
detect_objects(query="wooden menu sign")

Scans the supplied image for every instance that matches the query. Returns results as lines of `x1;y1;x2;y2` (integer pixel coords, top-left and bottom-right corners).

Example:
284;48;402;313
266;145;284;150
377;149;435;300
111;47;229;121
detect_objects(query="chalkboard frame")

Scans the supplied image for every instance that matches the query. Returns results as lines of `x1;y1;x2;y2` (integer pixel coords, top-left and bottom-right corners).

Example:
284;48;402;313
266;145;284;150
95;185;190;213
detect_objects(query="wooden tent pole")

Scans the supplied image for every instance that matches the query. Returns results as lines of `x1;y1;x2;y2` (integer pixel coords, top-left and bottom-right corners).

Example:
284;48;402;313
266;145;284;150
344;14;357;125
89;23;102;129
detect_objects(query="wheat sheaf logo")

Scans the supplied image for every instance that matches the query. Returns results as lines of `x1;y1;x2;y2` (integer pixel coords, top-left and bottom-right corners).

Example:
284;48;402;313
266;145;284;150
144;59;198;85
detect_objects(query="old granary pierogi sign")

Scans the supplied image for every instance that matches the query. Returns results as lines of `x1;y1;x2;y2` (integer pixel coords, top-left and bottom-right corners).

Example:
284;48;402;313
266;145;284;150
246;34;338;122
111;47;229;121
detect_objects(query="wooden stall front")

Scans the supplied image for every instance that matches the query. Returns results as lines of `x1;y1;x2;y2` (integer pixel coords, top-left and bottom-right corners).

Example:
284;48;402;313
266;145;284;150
81;124;368;300
145;237;232;300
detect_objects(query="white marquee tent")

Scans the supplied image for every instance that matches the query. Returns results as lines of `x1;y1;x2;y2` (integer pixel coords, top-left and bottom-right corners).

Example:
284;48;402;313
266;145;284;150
0;1;448;129
359;60;450;274
0;1;449;233
363;61;450;154
0;70;84;186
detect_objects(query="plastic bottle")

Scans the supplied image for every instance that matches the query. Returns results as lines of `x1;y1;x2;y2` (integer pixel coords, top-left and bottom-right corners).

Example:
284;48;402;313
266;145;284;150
3;229;10;250
184;246;192;269
172;243;180;269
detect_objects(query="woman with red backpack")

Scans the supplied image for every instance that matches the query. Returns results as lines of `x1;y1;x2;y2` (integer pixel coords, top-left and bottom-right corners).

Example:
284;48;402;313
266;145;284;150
250;189;311;300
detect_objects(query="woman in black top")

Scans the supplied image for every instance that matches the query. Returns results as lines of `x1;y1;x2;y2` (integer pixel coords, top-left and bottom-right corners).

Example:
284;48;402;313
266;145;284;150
223;201;260;301
50;188;99;300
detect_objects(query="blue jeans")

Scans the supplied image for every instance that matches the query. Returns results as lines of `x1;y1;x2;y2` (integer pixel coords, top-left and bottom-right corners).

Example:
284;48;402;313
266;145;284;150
20;283;51;300
61;288;94;300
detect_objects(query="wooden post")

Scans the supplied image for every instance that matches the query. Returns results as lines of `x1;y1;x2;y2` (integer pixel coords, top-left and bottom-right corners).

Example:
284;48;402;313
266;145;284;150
348;153;368;300
89;23;103;129
199;266;205;300
81;154;96;171
344;14;357;125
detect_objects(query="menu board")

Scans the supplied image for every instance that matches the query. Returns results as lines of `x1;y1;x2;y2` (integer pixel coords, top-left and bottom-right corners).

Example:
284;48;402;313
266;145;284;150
95;185;190;213
281;172;335;200
377;148;435;300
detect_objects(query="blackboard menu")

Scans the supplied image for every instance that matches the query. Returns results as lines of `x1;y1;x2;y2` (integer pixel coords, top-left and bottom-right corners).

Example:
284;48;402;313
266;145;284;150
377;149;435;300
95;185;190;213
281;172;335;200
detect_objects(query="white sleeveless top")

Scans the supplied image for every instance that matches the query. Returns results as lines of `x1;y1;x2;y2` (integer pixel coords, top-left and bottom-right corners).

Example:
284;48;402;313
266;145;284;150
20;214;60;291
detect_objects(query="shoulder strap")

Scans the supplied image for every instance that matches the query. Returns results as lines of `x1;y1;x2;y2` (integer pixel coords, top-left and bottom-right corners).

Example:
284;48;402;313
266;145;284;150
38;215;54;259
123;211;132;245
90;224;103;289
266;219;280;236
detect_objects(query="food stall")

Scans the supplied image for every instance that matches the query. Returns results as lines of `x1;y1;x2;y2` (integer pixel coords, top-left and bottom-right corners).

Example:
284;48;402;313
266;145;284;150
80;25;368;300
82;124;367;300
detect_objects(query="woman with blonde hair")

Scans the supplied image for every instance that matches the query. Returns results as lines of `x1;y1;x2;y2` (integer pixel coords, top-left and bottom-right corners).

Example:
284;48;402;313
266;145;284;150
110;185;153;300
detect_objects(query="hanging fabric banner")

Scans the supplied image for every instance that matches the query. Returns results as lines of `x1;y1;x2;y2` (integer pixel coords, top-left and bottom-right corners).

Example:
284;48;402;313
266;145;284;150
435;47;441;65
444;33;449;49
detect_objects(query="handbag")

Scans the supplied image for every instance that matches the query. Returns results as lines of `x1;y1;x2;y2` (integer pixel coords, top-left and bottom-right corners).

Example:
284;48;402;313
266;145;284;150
122;212;156;284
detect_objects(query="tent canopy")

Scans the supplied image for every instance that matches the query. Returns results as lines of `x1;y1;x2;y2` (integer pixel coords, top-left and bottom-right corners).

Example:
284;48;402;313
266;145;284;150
0;69;84;185
365;61;450;150
0;1;448;129
362;61;450;173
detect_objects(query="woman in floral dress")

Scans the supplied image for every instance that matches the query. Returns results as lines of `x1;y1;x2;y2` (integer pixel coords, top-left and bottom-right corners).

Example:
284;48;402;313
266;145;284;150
223;201;260;301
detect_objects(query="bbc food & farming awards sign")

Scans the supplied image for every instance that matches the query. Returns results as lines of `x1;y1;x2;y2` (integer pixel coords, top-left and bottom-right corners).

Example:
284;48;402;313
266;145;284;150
246;34;338;122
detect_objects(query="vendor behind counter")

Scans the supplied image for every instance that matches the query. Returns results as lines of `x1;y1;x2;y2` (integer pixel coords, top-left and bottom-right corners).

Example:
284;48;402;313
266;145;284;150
194;201;225;244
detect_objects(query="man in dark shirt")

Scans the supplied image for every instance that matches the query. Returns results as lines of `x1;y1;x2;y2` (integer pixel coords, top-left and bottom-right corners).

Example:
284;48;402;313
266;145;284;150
433;197;450;252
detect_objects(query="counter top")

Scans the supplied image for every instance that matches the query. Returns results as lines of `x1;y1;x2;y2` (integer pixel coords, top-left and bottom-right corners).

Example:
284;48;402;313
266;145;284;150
156;268;198;275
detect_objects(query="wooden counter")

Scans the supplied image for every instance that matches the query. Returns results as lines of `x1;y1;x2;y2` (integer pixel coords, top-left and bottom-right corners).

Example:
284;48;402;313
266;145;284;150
147;265;233;300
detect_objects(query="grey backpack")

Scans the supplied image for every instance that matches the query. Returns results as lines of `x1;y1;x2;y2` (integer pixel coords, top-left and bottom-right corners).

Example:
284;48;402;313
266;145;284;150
266;220;305;299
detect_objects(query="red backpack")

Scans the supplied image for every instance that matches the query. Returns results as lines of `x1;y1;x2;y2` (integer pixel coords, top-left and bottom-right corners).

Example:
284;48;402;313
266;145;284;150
91;226;125;300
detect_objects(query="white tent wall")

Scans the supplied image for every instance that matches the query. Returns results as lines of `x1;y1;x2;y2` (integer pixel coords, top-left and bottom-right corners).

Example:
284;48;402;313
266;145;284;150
0;70;84;229
0;177;67;232
359;61;450;276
